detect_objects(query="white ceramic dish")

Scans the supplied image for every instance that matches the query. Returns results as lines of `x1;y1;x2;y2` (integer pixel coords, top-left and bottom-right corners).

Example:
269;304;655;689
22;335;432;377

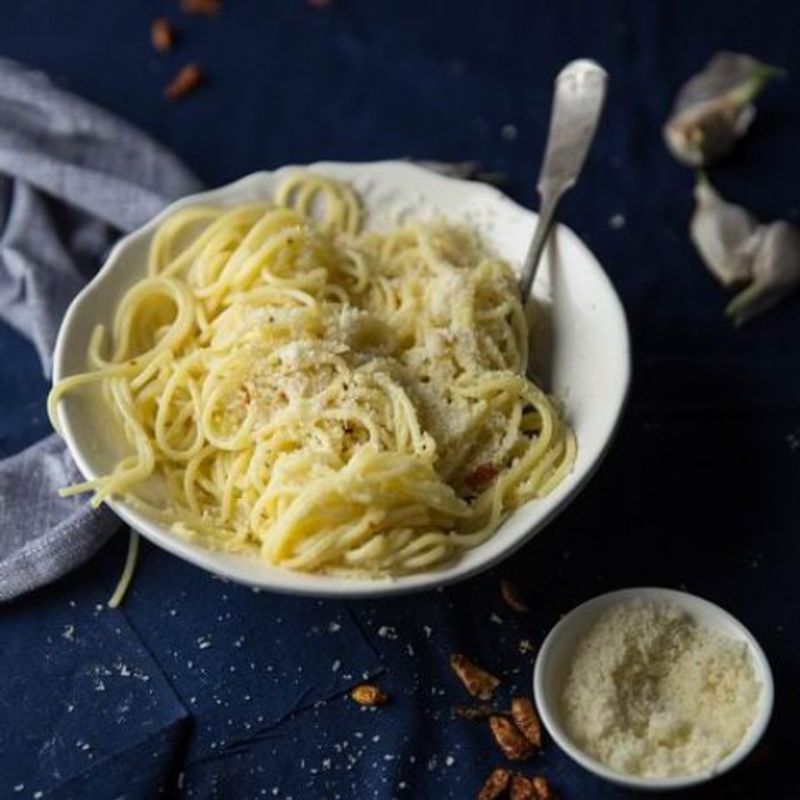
52;160;630;598
533;587;774;792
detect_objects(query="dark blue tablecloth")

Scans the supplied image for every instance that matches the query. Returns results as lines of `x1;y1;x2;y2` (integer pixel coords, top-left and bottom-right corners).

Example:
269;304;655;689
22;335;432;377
2;1;799;798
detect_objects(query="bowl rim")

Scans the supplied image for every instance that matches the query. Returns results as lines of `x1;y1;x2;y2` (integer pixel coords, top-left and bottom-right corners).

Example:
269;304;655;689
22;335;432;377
52;160;631;598
532;586;775;791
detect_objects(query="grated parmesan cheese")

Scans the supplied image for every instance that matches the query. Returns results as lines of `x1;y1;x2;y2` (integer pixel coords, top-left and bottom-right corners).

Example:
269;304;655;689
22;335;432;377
560;599;761;779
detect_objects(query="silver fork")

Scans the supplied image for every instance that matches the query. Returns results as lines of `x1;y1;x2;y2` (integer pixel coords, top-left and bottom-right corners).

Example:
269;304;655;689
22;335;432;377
518;59;608;303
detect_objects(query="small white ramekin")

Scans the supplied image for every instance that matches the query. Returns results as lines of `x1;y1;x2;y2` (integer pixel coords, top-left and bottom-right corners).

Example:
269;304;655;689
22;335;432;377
533;587;774;792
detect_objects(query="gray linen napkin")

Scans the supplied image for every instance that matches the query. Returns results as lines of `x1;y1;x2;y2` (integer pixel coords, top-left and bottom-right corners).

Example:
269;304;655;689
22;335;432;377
0;59;202;601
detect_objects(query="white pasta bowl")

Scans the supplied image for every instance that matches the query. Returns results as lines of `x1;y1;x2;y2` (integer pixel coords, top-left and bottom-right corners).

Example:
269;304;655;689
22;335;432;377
52;161;630;598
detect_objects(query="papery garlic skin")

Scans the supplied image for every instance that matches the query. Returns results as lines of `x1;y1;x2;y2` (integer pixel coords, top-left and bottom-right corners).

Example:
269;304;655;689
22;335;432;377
664;52;782;168
727;221;800;325
688;178;800;325
690;174;759;287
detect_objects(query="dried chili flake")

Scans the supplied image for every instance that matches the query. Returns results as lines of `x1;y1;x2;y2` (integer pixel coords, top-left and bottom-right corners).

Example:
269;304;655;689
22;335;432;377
151;18;176;53
164;63;205;101
180;0;222;17
464;463;499;491
500;579;530;613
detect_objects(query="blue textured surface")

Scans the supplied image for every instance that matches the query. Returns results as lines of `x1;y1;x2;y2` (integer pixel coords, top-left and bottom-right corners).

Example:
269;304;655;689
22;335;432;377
2;1;800;797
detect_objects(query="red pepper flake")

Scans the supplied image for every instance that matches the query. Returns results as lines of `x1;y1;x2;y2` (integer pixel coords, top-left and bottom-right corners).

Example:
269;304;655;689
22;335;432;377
500;579;530;613
464;463;499;492
151;18;176;53
164;63;205;101
180;0;222;16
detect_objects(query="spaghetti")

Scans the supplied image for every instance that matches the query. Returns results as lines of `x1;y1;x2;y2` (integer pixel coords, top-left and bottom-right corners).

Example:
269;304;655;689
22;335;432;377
49;172;575;576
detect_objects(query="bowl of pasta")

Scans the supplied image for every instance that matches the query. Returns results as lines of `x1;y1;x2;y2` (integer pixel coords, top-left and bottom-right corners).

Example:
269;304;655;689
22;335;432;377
49;161;629;597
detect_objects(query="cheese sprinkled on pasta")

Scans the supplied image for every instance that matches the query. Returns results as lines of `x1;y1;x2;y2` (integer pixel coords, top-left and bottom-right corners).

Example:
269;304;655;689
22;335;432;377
49;172;575;576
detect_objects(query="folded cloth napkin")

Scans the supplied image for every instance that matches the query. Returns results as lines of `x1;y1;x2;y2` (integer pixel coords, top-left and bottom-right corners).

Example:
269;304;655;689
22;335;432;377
0;58;202;601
